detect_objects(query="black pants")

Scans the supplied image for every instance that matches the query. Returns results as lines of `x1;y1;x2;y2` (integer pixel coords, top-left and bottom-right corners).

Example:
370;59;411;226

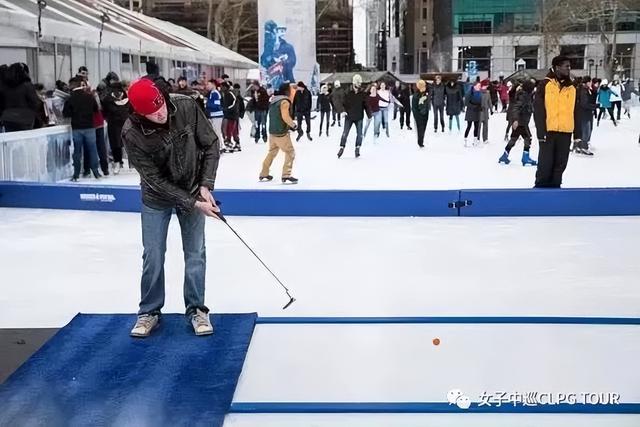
505;125;532;153
464;120;479;138
84;127;109;175
319;110;330;135
107;121;124;164
400;105;412;128
296;112;311;135
433;105;445;131
415;114;429;147
535;132;571;188
501;99;508;112
597;107;616;125
612;100;622;120
332;110;341;126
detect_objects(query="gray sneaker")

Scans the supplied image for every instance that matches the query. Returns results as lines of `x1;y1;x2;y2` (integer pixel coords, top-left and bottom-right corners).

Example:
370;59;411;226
130;314;159;338
191;309;213;336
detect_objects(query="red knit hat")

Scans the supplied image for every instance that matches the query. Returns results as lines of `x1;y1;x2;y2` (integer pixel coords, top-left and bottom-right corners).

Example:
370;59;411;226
128;78;165;115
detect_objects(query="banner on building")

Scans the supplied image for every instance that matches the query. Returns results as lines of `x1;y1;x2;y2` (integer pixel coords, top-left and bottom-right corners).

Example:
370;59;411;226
258;0;319;93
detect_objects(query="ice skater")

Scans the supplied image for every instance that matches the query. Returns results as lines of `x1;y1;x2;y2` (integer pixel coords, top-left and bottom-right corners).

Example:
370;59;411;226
431;75;446;133
317;84;332;137
445;79;463;131
534;55;580;188
411;79;430;148
337;74;369;158
122;78;220;338
260;83;299;184
498;79;537;166
330;80;345;127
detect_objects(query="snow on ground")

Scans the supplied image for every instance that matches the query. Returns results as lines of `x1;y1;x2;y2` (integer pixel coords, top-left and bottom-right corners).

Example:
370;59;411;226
69;107;640;190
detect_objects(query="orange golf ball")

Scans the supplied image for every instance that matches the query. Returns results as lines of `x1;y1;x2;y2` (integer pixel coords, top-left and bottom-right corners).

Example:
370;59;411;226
433;338;440;346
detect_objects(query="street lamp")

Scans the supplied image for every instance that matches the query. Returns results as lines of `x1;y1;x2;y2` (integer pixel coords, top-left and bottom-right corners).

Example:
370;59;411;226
588;58;594;76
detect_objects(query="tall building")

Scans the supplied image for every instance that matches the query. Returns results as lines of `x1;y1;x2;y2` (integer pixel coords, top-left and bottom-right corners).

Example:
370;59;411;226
451;0;640;79
353;0;387;69
317;0;355;72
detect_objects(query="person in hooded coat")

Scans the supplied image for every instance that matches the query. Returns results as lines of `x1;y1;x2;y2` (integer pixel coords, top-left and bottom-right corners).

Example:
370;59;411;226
445;80;463;131
329;80;345;127
0;63;39;132
596;79;616;127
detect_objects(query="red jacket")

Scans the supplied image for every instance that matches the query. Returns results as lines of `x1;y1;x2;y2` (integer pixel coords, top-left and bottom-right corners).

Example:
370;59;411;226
498;84;509;101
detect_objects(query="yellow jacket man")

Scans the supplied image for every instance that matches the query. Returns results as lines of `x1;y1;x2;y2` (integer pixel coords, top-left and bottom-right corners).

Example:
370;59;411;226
533;55;581;188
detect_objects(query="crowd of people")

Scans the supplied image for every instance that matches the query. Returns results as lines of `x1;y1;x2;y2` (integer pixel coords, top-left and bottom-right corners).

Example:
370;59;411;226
1;57;638;188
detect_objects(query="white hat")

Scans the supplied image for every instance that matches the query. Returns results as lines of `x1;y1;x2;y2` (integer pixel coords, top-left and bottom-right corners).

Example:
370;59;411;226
352;74;363;87
334;80;341;87
601;79;608;85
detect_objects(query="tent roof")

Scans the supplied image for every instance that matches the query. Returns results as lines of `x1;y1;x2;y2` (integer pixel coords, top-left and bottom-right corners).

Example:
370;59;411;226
322;71;403;85
0;0;257;69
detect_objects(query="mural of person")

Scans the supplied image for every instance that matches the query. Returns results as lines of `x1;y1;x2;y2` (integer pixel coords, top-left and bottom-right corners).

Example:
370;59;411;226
260;20;297;89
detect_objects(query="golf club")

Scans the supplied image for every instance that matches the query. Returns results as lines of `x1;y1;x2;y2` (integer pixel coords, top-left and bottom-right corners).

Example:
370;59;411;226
212;204;296;310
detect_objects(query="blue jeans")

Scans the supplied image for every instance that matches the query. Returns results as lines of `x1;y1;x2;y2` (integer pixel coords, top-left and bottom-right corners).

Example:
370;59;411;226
254;110;267;142
363;111;381;138
139;203;208;319
581;114;593;144
72;128;99;179
380;108;390;136
340;117;363;147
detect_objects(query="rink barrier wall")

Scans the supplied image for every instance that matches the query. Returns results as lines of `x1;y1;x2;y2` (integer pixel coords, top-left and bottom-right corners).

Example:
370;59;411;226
228;402;640;414
1;182;640;217
255;316;640;325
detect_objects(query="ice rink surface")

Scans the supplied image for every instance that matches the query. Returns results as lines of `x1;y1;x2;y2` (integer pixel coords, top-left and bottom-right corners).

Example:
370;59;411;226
66;107;640;190
1;208;639;426
7;106;640;426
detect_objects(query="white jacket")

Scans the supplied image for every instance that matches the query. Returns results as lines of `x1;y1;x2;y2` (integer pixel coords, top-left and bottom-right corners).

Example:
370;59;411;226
609;84;622;102
377;89;391;109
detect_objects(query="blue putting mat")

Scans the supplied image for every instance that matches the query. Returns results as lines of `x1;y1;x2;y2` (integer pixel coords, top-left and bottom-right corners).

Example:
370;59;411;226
0;313;257;427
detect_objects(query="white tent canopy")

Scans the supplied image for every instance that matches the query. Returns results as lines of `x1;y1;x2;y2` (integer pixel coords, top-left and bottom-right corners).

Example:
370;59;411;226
0;0;257;87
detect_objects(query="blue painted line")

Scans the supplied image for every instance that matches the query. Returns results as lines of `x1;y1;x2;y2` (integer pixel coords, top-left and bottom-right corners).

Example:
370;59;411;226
229;402;640;414
255;316;640;325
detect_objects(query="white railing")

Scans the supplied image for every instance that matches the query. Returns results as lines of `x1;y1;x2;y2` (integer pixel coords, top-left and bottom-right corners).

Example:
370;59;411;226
0;126;74;182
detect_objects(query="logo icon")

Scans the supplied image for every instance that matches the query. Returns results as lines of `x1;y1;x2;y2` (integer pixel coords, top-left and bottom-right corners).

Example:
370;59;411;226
447;389;472;410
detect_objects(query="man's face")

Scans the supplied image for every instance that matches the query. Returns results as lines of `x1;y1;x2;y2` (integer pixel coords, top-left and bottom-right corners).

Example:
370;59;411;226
145;102;168;124
178;80;187;88
206;82;214;91
555;61;571;79
435;76;441;84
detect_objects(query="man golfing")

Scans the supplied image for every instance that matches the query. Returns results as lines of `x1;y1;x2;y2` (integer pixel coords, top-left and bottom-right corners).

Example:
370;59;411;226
122;78;220;338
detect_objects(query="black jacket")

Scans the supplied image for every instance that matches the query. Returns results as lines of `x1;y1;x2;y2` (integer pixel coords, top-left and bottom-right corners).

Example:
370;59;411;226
63;89;98;129
578;86;597;113
431;83;445;107
445;83;462;116
122;94;220;211
510;90;534;125
343;87;369;121
317;93;331;112
0;81;39;127
221;90;239;120
293;88;312;114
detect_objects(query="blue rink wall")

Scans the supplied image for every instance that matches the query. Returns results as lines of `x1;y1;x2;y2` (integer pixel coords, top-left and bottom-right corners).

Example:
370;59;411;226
1;182;640;217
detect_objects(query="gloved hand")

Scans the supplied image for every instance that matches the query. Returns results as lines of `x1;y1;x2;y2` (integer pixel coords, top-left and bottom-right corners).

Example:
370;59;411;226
538;138;545;144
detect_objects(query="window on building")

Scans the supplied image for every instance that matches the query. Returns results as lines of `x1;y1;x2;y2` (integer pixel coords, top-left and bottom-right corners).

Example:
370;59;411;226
422;7;427;20
122;53;131;64
560;45;585;69
422;41;427;48
515;45;538;70
458;20;491;34
458;46;491;72
607;44;635;77
422;25;427;35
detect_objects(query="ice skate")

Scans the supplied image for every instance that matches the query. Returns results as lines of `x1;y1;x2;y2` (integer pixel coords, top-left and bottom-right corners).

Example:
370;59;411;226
259;175;273;182
521;151;537;166
498;151;511;164
337;147;344;158
282;176;299;184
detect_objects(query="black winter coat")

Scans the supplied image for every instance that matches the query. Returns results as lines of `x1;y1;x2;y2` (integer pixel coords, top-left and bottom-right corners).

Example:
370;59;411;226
0;81;39;127
122;94;220;211
510;90;534;125
221;90;239;120
445;84;463;116
317;93;331;112
431;83;445;107
63;89;98;129
343;87;369;121
293;88;312;114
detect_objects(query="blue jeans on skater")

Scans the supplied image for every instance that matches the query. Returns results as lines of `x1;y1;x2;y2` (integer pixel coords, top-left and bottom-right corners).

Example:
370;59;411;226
72;128;99;179
581;114;593;144
340;117;363;147
139;203;208;319
449;114;460;130
254;110;267;142
364;111;381;138
380;108;390;137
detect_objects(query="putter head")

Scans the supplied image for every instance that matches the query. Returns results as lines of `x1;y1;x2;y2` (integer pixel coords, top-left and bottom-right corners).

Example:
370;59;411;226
282;297;296;310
